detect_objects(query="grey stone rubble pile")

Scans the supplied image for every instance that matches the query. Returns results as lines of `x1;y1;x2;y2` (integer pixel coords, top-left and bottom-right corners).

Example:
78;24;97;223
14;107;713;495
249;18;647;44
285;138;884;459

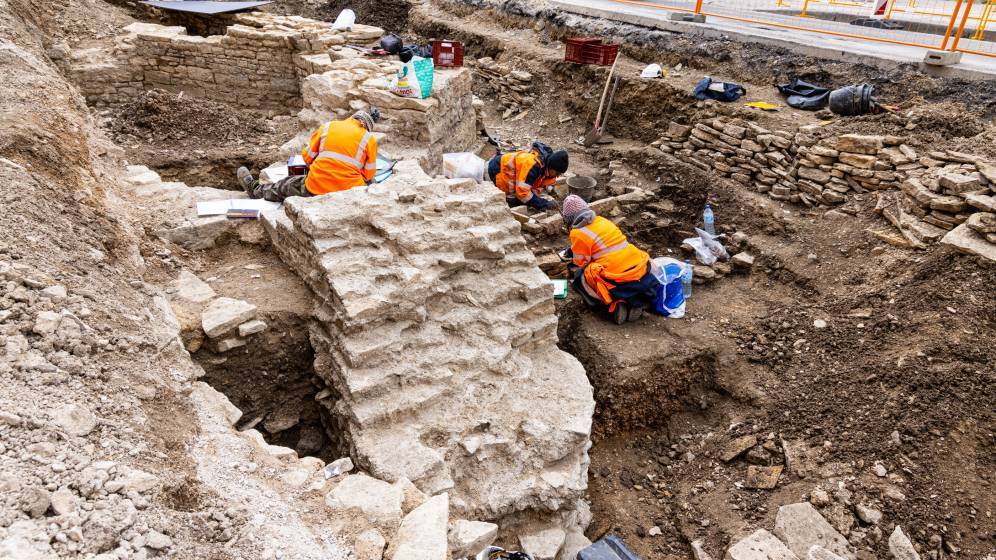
659;118;996;262
466;57;536;117
723;501;923;560
70;13;383;111
262;161;596;555
163;268;268;354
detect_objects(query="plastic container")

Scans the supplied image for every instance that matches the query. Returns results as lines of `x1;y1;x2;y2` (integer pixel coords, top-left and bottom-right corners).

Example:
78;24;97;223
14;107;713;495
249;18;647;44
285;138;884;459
682;259;693;299
828;84;875;116
577;534;642;560
564;37;619;66
431;39;464;67
703;203;715;236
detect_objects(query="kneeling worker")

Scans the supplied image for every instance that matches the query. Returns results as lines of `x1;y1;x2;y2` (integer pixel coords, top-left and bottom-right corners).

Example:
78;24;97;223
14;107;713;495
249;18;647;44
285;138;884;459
561;194;660;324
238;111;379;202
487;142;568;211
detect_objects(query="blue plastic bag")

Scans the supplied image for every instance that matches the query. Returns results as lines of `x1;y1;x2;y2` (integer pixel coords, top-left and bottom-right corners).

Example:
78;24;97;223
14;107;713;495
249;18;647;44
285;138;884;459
651;257;688;318
693;76;746;102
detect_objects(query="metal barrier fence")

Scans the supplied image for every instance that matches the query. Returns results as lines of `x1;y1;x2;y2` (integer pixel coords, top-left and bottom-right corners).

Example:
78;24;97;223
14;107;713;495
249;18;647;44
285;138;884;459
604;0;996;58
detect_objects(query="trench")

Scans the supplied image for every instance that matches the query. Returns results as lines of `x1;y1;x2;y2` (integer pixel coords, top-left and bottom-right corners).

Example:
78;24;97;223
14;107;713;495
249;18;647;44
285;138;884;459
192;311;347;462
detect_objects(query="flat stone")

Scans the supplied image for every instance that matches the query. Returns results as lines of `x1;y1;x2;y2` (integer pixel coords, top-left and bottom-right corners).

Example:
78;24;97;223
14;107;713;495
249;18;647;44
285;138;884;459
450;520;498;558
519;526;567;560
888;526;920;560
807;545;846;560
175;271;215;304
724;529;799;560
263;406;299;434
389;493;449;560
720;435;758;462
354;528;386;560
798;166;831;185
557;530;593;560
855;504;882;525
144;530;172;550
774;503;853;559
393;476;427;514
836;135;884;155
39;285;67;300
326;474;403;529
51;403;97;437
976;162;996;184
201;297;257;338
928;195;967;213
215;337;246;352
238;319;267;336
966;212;996;234
941;224;996;262
745;465;783;489
731;253;755;270
838;153;877;169
49;488;77;516
964;192;996;212
939;173;981;194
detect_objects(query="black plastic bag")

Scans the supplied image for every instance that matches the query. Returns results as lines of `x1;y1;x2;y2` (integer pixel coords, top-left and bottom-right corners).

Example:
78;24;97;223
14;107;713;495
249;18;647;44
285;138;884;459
693;77;746;102
777;78;832;110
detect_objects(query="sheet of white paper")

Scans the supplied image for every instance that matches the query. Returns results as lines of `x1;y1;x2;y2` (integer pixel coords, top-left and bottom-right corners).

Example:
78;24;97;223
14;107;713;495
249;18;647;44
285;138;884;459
196;199;282;217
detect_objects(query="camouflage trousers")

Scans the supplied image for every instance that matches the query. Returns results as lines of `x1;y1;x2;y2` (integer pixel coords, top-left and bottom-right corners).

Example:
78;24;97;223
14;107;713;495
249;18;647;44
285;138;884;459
247;174;312;202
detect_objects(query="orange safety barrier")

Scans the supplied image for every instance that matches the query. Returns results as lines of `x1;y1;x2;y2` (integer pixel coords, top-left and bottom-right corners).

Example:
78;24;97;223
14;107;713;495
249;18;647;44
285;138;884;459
602;0;996;58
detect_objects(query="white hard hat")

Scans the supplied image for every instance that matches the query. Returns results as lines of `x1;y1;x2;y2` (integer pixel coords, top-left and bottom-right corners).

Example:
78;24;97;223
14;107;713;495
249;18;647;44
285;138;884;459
641;63;664;79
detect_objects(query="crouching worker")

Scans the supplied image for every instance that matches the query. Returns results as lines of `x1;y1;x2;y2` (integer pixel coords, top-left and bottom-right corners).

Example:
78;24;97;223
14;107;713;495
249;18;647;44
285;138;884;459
561;194;660;325
487;142;568;212
237;111;379;202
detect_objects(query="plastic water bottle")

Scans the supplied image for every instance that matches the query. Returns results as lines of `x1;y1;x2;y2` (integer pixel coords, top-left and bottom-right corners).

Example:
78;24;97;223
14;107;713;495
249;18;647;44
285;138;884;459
682;259;693;299
703;203;716;236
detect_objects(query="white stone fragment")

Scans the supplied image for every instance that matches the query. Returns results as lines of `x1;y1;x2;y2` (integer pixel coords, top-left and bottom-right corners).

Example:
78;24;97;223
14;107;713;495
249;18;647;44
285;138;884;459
201;297;256;338
724;529;799;560
51;404;97;437
450;519;498;558
389;493;449;560
325;474;403;529
238;319;267;336
774;503;853;559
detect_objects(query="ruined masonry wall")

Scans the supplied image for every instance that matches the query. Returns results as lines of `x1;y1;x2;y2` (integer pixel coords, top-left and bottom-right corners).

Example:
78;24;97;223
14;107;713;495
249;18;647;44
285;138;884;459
71;13;383;112
261;161;595;534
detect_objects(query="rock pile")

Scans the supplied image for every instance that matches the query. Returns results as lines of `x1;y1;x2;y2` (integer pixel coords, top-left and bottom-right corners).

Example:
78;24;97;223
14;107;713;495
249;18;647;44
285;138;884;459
468;57;536;118
262;161;595;550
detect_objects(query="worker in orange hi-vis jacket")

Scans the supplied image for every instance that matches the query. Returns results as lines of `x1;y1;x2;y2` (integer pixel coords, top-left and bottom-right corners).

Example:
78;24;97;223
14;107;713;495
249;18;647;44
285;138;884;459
486;141;568;211
237;111;379;202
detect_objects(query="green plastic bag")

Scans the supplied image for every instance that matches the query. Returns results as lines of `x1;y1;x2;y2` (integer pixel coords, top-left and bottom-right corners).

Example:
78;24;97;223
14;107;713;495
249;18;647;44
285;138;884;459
390;56;434;99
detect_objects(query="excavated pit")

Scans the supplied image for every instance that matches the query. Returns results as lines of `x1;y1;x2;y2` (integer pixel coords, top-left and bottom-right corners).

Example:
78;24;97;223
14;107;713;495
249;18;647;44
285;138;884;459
192;311;346;462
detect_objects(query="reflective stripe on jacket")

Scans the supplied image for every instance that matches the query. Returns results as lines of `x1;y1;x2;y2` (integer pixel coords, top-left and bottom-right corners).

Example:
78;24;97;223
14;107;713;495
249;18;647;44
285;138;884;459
570;216;650;305
493;150;556;203
301;118;377;195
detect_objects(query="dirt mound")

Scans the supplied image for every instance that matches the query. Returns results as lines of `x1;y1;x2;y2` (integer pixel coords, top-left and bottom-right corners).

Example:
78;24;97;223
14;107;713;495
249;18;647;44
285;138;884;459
107;89;272;145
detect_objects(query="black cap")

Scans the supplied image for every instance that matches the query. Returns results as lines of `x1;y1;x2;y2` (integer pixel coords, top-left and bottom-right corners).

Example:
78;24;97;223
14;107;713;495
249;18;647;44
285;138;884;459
548;150;569;174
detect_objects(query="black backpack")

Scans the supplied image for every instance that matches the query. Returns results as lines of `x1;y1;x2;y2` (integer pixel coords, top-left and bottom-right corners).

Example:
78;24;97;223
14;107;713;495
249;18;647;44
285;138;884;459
530;141;554;165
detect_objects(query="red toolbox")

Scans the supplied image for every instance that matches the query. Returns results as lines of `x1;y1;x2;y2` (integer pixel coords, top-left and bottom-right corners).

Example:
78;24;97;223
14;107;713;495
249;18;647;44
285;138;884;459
565;37;619;66
432;39;464;67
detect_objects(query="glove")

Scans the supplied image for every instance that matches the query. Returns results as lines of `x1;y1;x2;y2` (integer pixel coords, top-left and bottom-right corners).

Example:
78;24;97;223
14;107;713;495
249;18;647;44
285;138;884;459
526;197;557;211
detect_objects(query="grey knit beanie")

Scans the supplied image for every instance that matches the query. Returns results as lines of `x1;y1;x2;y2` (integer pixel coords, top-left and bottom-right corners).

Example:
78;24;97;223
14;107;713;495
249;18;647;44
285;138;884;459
352;111;375;131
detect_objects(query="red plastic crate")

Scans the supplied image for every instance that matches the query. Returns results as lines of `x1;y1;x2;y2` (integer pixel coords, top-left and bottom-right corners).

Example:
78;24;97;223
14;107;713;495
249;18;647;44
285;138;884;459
565;37;602;64
565;37;619;66
432;39;464;67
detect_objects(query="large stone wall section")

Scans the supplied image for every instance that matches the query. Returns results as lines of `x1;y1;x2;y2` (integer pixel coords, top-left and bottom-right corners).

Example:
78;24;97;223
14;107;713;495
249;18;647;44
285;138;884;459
262;162;595;528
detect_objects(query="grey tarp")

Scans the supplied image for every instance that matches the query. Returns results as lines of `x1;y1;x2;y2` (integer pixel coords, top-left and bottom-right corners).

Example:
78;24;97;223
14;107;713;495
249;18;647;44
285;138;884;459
140;1;272;15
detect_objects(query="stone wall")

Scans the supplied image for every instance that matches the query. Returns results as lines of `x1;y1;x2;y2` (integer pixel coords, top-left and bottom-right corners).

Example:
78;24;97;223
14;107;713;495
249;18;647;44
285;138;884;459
657;118;996;260
262;161;595;548
70;13;383;112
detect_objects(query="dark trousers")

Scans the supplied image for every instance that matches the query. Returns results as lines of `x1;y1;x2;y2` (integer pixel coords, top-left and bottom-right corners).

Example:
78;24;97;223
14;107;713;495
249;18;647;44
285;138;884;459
248;174;313;202
571;263;660;311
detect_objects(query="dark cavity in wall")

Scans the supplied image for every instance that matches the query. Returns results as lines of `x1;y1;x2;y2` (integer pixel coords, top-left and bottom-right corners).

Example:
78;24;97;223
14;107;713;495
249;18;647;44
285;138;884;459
194;311;346;462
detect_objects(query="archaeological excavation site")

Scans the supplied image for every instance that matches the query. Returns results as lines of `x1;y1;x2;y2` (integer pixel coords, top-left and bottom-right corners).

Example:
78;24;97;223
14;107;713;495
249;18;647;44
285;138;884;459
1;0;995;558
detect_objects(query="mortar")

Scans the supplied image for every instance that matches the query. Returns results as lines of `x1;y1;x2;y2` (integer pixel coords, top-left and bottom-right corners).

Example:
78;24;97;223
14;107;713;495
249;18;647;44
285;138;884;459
567;176;597;201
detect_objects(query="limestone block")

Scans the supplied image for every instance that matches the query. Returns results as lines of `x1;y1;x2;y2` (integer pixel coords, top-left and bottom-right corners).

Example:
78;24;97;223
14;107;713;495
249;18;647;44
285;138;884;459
837;153;877;169
941;223;996;262
807;545;846;560
325;474;403;529
773;503;853;559
836;134;883;155
519;527;567;560
557;530;592;560
51;404;97;437
888;526;920;560
450;520;498;558
238;319;267;336
201;297;257;338
965;192;996;212
174;271;215;304
355;529;387;560
388;493;449;560
939;172;981;193
724;529;798;560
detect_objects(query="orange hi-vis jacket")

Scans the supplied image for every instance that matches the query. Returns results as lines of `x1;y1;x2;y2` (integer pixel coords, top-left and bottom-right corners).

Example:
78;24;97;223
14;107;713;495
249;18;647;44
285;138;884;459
301;118;377;195
571;216;651;306
494;149;557;203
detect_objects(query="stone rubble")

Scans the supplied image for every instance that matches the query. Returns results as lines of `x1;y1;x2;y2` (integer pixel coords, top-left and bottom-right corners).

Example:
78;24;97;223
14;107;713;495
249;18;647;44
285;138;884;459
467;57;537;117
262;161;595;544
774;502;854;559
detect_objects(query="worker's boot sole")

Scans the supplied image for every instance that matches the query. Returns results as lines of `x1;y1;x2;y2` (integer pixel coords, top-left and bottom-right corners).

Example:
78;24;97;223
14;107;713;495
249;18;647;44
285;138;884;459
612;303;630;325
237;166;255;194
628;305;644;322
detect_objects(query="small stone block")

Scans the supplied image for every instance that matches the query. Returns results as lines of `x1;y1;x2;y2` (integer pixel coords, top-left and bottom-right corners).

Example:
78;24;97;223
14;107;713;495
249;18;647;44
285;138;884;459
238;319;267;337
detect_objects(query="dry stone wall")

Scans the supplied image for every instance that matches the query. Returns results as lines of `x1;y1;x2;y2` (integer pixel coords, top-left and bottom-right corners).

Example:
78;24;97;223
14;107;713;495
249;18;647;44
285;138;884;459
657;118;996;260
70;13;384;112
262;162;595;538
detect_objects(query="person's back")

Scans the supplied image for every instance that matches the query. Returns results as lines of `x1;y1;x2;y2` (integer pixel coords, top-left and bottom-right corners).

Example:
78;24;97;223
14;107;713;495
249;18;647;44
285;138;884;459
487;144;568;210
303;117;377;195
570;215;649;275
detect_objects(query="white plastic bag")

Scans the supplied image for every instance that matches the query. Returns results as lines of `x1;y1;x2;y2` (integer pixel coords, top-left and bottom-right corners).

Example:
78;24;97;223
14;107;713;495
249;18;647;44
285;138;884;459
390;57;434;99
443;152;485;183
332;9;355;31
683;227;729;265
650;257;688;319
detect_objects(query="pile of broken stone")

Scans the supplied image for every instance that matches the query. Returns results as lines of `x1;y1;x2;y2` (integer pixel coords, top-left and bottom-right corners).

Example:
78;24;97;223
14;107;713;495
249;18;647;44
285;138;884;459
467;57;537;118
167;271;266;354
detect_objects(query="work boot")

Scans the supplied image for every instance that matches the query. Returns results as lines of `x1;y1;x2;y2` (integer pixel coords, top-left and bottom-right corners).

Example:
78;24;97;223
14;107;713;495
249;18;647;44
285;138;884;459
612;302;630;325
237;166;257;195
628;305;644;322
